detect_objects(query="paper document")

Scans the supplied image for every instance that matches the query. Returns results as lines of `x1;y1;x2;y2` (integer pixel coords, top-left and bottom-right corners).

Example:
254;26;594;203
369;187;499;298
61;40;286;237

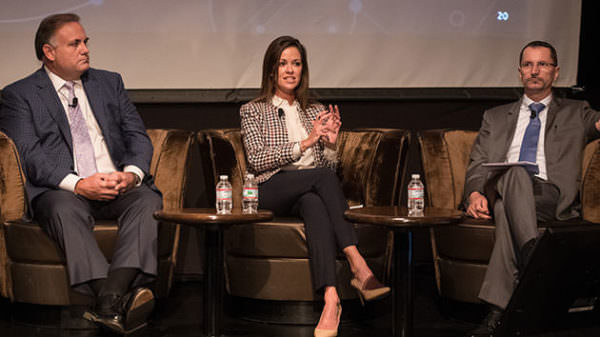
348;204;364;210
482;161;538;170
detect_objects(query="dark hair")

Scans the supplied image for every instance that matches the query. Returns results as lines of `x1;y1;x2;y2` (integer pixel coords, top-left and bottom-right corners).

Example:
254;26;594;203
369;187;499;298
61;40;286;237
519;40;558;66
256;36;312;111
35;13;80;61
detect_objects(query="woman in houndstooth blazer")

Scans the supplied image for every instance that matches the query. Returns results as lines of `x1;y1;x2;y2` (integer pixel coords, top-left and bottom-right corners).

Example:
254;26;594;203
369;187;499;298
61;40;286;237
240;36;389;337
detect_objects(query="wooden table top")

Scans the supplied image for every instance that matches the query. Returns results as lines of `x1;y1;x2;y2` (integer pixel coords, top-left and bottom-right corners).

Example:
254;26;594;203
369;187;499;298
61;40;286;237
154;208;273;227
345;206;463;228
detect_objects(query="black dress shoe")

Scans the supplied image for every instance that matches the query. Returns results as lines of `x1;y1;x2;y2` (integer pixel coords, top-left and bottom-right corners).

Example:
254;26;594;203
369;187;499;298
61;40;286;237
83;309;125;334
121;287;155;332
61;305;99;331
83;287;154;335
467;306;504;337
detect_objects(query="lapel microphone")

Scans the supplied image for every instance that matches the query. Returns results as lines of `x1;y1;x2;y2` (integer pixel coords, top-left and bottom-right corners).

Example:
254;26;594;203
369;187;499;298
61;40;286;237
278;108;284;119
69;97;78;108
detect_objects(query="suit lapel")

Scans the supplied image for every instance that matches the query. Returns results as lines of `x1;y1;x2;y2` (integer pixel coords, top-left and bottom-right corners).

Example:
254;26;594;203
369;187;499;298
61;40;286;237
545;97;559;134
35;69;73;149
81;70;109;139
502;99;522;157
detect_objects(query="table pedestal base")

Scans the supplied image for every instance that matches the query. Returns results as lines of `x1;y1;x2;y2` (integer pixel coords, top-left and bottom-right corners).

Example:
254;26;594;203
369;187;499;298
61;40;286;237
393;230;414;337
204;227;224;337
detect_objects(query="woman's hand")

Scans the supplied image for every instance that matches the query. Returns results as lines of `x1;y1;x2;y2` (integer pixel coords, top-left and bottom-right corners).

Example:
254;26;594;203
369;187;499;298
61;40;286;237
301;110;331;152
321;104;341;146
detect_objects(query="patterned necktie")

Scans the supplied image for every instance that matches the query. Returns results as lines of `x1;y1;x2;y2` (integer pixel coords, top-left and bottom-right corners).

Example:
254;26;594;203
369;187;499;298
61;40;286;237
518;102;545;173
64;81;97;178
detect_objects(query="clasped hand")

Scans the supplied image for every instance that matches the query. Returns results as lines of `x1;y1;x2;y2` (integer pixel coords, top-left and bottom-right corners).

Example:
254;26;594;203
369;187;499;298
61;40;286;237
307;104;341;147
74;171;137;201
465;191;491;219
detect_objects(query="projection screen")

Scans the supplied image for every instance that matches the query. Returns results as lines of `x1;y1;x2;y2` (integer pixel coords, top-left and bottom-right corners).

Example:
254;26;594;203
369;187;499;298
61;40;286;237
0;0;582;89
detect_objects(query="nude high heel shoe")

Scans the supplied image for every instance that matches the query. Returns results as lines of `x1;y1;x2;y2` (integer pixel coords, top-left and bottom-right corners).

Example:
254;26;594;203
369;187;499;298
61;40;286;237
350;276;391;306
314;303;341;337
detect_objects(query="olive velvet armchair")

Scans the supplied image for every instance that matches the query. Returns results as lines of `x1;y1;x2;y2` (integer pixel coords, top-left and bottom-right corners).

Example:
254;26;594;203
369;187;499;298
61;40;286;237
196;128;410;304
0;129;194;305
418;129;600;303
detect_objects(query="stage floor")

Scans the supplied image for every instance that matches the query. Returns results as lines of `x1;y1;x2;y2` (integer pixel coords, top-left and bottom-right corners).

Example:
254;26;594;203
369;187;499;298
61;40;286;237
1;264;599;337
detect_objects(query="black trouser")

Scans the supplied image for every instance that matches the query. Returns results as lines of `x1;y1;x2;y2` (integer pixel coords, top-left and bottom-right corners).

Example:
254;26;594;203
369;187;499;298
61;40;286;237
33;185;162;295
478;166;559;309
259;168;358;292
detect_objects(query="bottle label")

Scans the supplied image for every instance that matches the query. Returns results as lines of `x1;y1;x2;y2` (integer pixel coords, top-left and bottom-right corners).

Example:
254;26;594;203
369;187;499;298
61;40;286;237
408;187;424;200
217;188;232;200
243;187;258;199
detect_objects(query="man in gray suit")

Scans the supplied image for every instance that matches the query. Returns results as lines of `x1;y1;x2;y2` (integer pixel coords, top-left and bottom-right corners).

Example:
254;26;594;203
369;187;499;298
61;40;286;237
0;13;160;334
464;40;600;336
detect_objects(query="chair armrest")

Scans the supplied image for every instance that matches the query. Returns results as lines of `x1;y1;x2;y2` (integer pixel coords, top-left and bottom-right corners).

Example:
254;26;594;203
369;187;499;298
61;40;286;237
582;139;600;223
0;131;27;299
418;129;477;210
0;131;27;223
339;129;410;207
196;129;246;208
147;129;194;211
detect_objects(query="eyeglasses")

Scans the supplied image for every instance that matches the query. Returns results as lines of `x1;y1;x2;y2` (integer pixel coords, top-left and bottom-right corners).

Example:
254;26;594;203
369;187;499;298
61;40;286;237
520;61;556;71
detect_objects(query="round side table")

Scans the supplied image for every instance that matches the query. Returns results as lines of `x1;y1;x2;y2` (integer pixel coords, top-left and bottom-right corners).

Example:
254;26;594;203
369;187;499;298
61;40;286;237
154;208;273;337
345;206;463;337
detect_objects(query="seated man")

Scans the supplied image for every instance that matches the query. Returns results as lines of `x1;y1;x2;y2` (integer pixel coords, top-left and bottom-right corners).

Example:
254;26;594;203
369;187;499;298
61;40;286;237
464;40;600;336
0;13;161;334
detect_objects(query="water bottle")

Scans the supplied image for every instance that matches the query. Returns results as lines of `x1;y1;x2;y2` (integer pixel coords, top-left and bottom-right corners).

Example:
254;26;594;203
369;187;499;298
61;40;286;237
407;173;424;216
242;173;259;214
216;175;232;214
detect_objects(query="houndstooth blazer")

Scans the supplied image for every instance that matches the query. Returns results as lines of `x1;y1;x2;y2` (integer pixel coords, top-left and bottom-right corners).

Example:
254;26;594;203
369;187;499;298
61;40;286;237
240;98;338;184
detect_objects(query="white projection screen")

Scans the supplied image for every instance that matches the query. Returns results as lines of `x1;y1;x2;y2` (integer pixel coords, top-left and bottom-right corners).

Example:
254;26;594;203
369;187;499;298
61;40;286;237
0;0;582;89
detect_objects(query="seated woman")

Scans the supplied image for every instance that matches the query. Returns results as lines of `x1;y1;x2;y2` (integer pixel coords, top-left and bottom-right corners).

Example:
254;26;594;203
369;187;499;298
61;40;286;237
240;35;390;337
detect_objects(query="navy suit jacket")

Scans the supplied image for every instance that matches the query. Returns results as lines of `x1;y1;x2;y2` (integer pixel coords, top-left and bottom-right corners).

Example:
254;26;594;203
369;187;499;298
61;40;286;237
0;67;155;205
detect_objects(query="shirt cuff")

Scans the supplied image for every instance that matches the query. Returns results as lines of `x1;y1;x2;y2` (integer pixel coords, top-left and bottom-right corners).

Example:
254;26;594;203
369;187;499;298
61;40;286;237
58;173;82;193
323;147;337;162
292;142;302;160
124;165;144;186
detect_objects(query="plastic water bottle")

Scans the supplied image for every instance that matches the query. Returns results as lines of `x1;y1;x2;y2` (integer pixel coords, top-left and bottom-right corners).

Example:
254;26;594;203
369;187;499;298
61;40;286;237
216;175;232;214
242;173;259;214
407;173;424;216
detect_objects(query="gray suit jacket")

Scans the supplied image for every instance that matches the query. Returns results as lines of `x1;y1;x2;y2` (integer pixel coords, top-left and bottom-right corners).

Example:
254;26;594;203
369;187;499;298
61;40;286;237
0;67;156;205
464;96;600;220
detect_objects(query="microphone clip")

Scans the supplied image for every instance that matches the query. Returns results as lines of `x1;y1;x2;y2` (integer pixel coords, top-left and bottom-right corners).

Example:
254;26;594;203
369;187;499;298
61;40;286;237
69;97;78;108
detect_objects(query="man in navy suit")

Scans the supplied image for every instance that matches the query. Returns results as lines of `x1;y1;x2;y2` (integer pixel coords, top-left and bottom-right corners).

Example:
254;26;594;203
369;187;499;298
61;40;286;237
0;13;160;334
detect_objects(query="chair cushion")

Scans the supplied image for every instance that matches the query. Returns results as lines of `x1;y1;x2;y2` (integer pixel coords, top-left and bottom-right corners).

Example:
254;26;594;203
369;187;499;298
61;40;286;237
5;220;174;264
226;255;387;301
433;219;495;263
225;218;389;259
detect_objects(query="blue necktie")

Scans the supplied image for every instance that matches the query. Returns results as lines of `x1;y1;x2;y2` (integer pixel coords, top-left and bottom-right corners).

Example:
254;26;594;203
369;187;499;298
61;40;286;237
518;102;545;173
